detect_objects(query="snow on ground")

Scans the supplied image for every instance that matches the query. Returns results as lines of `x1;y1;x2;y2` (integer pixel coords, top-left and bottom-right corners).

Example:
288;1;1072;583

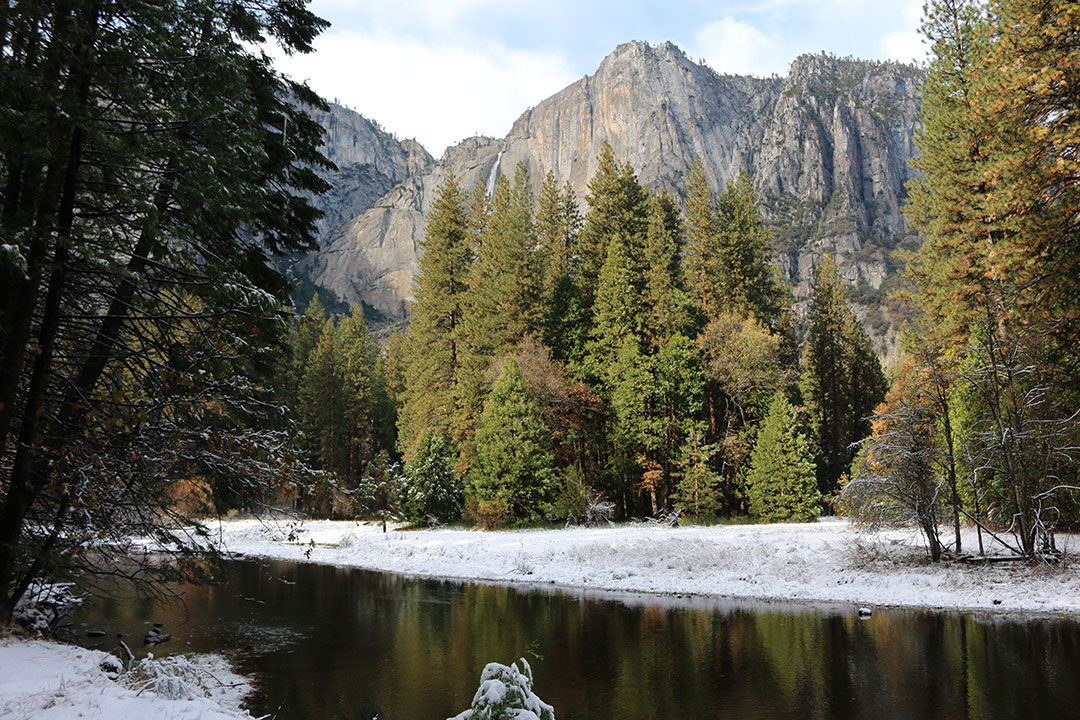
0;638;254;720
213;517;1080;615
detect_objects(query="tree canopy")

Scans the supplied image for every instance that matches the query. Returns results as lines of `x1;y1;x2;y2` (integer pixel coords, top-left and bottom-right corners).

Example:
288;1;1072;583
0;0;331;620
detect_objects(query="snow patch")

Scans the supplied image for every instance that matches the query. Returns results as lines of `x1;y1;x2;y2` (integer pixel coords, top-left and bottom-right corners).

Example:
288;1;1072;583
0;639;255;720
210;518;1080;615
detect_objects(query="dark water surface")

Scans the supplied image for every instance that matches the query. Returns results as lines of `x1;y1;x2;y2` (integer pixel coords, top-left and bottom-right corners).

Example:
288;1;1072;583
72;558;1080;720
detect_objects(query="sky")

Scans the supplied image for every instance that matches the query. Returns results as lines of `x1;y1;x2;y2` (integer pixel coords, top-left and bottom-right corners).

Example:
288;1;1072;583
268;0;927;158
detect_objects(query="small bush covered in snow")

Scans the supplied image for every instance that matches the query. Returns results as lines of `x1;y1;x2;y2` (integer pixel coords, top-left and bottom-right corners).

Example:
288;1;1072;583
12;582;82;636
449;658;555;720
122;652;249;710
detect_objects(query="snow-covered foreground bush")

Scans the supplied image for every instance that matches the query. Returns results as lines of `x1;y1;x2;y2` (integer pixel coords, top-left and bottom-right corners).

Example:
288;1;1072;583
11;582;83;636
123;652;248;706
449;658;555;720
0;639;254;720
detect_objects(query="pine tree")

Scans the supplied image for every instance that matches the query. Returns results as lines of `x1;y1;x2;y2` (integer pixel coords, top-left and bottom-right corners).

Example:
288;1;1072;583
673;429;723;522
588;232;644;366
464;163;542;357
902;0;1080;555
0;0;332;618
338;309;394;483
356;451;401;532
576;142;648;309
974;0;1080;348
800;255;887;496
400;431;462;525
648;333;707;509
299;319;346;476
467;357;557;526
457;165;544;465
537;174;587;366
536;171;582;304
715;172;783;323
452;659;555;720
604;337;654;514
905;0;994;346
642;190;692;349
281;294;327;413
684;162;781;325
397;171;472;459
744;392;820;522
684;157;721;319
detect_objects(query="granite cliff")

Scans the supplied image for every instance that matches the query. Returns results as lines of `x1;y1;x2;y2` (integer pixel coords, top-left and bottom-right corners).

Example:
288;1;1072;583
300;41;923;344
304;102;433;239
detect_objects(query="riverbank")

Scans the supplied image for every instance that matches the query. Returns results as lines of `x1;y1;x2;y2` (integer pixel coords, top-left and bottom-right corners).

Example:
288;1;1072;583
213;517;1080;615
0;637;255;720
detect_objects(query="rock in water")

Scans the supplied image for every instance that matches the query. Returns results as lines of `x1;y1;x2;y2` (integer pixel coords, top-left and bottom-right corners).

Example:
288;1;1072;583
144;624;171;646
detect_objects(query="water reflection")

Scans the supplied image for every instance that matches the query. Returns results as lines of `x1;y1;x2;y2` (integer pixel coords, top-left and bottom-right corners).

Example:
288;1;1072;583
72;559;1080;720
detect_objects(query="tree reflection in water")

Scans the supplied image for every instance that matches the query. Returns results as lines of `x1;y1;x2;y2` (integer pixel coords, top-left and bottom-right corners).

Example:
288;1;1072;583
72;559;1080;720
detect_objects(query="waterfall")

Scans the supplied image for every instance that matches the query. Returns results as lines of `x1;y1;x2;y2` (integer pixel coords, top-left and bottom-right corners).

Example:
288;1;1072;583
485;151;503;197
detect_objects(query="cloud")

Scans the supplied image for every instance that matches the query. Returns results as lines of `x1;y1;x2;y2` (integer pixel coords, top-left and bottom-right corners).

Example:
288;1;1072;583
269;29;578;157
878;0;928;64
307;0;536;39
693;16;786;77
880;29;926;64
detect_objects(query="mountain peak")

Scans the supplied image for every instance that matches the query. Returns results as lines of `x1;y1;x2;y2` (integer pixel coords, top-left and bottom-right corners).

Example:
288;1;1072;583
599;40;694;73
303;40;924;358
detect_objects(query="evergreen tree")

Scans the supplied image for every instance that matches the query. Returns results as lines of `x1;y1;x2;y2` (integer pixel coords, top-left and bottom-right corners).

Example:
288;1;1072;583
536;171;582;302
972;0;1080;351
648;333;707;510
905;0;994;345
903;0;1080;554
603;337;654;515
467;357;557;526
281;294;327;413
458;165;544;465
463;164;542;357
400;431;462;525
299;317;345;476
642;190;693;348
673;429;723;522
576;142;649;310
451;659;555;720
744;392;820;522
537;173;587;366
684;157;721;319
397;171;472;459
0;0;333;618
800;256;887;497
715;172;783;323
356;452;401;532
338;309;394;481
588;232;644;368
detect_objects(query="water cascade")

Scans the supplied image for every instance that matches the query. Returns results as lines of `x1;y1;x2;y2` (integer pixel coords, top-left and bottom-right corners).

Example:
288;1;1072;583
485;151;503;196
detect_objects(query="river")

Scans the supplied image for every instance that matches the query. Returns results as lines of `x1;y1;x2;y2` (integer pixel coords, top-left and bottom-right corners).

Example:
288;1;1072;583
71;557;1080;719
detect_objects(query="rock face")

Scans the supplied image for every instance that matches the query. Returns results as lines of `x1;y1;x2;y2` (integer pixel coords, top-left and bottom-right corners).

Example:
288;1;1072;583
302;42;923;345
305;102;433;237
